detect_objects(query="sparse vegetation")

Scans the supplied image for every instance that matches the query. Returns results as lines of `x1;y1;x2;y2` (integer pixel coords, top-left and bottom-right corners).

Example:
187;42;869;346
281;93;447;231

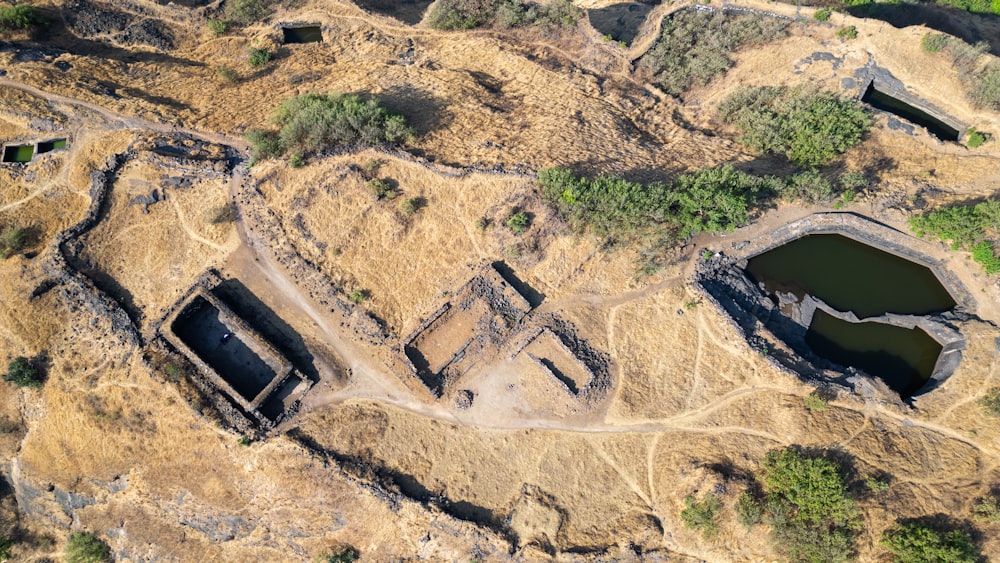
719;86;871;167
0;536;10;562
784;170;835;203
348;290;368;304
238;435;251;446
922;32;948;53
428;0;582;30
289;152;305;168
880;522;978;563
366;179;397;200
248;47;271;67
836;25;858;40
638;10;787;96
922;33;1000;110
475;217;490;231
207;19;228;35
865;475;890;494
225;0;273;25
980;387;1000;416
736;491;762;528
0;4;46;33
804;393;828;412
680;493;722;538
506;210;531;234
538;164;782;243
839;171;868;192
3;356;42;389
400;196;426;215
909;199;1000;274
318;544;360;563
756;447;860;562
813;7;832;20
205;204;235;224
973;494;1000;523
247;93;412;161
0;226;32;258
65;532;110;563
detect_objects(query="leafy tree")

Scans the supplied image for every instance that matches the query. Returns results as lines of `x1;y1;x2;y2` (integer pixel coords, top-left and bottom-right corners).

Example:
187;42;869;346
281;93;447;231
681;493;722;537
719;86;871;167
318;544;360;562
273;93;412;155
3;356;42;389
248;47;271;67
0;4;45;32
65;532;110;563
245;129;282;163
427;0;499;29
880;522;978;563
759;448;860;562
506;211;530;234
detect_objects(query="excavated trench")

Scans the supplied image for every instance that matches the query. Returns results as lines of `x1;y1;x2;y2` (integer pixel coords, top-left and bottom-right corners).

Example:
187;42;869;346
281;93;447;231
861;81;962;142
698;214;969;401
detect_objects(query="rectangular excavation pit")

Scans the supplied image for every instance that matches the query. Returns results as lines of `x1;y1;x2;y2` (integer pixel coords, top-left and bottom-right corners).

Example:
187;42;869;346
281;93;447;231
282;25;322;43
862;82;961;141
2;145;34;163
36;139;68;154
523;329;593;395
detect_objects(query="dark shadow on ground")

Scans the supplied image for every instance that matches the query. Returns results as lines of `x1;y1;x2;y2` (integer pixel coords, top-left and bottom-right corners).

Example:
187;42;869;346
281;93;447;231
588;2;654;46
353;0;434;25
379;85;454;137
212;277;321;382
847;3;1000;56
492;260;545;308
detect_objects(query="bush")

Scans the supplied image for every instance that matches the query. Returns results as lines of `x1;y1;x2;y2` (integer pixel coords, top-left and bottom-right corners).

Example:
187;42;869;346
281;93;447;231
836;25;857;39
318;545;360;563
0;536;10;562
348;290;368;304
922;32;948;53
274;93;412;155
538;164;782;243
813;7;832;20
3;356;42;389
506;211;530;234
400;196;426;215
784;170;834;203
65;532;110;563
289;152;305;168
966;128;987;148
638;10;787;96
680;493;722;538
971;66;1000;111
245;129;282;163
366;179;397;200
207;19;228;35
0;226;31;258
981;387;1000;416
249;47;271;67
909;199;1000;274
736;491;762;528
839;170;868;191
880;522;978;563
225;0;272;25
759;448;860;562
973;495;1000;523
804;393;828;411
719;86;871;167
0;4;45;32
865;476;890;494
215;65;240;83
427;0;499;29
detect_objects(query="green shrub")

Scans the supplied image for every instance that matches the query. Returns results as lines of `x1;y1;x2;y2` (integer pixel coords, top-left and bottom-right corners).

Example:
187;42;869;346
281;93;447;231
922;32;948;53
973;495;1000;523
759;448;860;562
348;290;368;304
65;532;110;563
804;393;828;412
366;179;397;200
208;19;228;35
784;170;834;203
205;204;235;224
289;152;305;168
3;356;42;389
839;170;868;191
538;164;782;243
981;387;1000;416
836;25;857;39
638;10;787;96
909;199;1000;273
237;435;251;446
864;476;890;494
880;522;978;563
813;7;832;20
318;545;360;563
249;47;271;67
736;491;762;528
533;0;582;28
0;536;11;562
226;0;272;25
400;196;426;215
0;4;45;32
506;211;530;234
427;0;499;29
245;129;282;163
215;65;240;84
966;128;987;148
680;493;722;538
719;86;871;167
274;93;412;155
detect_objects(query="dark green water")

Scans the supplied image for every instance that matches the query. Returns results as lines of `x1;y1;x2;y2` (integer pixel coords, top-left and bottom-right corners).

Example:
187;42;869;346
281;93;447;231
862;84;959;141
282;26;322;43
2;145;33;163
746;234;955;318
805;310;942;397
36;139;67;153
